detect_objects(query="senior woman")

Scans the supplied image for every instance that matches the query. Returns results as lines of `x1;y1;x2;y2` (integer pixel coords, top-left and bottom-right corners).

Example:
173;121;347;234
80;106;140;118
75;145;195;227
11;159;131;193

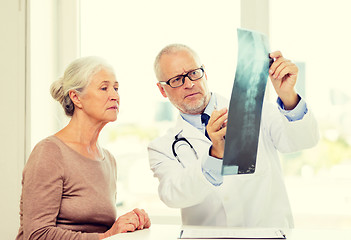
16;56;151;240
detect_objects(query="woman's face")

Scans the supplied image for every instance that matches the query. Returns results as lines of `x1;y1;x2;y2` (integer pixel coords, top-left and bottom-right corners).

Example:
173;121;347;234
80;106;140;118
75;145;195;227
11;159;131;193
79;69;120;123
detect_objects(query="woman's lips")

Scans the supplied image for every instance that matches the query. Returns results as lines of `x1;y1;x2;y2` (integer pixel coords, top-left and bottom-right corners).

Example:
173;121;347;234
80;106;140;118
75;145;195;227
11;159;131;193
107;106;118;110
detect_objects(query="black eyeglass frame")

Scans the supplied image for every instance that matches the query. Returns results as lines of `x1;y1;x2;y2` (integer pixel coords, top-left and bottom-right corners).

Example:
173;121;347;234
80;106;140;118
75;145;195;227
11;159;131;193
159;66;205;88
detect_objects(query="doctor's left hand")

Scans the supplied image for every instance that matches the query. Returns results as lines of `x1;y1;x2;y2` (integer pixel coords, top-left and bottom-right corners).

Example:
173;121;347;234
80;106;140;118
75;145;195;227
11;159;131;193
207;108;228;159
269;51;299;110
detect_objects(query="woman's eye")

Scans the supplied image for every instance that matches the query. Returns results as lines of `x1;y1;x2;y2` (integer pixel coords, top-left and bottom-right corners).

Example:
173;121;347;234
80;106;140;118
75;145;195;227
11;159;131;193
114;88;118;92
101;87;107;91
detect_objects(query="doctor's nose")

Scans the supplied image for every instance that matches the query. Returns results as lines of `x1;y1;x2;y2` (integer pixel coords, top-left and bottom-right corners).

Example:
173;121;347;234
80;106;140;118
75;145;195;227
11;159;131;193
183;76;194;88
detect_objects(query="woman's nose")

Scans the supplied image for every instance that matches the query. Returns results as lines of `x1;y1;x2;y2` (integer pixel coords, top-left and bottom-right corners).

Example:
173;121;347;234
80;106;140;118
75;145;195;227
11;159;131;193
110;89;119;101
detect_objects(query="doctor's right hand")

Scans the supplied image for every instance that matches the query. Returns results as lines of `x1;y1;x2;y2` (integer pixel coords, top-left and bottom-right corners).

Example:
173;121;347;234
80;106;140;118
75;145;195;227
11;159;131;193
207;108;228;159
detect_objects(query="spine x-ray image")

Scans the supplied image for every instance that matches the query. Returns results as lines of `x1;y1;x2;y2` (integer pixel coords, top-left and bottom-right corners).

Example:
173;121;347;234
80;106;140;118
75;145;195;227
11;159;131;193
222;28;272;175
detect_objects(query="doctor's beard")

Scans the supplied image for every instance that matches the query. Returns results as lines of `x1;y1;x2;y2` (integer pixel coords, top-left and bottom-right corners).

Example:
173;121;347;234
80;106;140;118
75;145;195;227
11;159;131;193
172;93;210;115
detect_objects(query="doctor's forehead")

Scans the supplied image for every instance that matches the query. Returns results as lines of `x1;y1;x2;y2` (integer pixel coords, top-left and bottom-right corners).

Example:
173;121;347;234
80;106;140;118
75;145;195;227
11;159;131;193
160;51;201;75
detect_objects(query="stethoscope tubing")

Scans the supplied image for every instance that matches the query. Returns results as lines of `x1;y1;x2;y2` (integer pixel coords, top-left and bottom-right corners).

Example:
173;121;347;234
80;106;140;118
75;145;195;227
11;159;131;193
172;133;198;167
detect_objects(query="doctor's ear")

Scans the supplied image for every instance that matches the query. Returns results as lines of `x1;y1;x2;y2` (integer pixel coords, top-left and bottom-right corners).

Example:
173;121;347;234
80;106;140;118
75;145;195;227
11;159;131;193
157;82;168;98
202;64;208;80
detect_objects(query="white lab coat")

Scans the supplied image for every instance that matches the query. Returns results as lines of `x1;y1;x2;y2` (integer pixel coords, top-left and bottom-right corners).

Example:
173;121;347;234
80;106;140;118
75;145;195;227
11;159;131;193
148;94;319;228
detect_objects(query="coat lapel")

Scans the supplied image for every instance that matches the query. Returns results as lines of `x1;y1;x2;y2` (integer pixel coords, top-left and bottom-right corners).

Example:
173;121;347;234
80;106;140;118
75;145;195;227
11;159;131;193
170;93;229;144
172;115;211;144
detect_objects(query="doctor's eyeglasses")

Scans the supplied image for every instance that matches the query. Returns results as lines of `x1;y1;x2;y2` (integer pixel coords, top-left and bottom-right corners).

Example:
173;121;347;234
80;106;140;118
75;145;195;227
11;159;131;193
159;67;204;88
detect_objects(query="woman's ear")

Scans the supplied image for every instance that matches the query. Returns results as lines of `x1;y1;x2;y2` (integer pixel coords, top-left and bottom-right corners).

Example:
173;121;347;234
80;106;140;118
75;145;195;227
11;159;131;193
68;90;83;109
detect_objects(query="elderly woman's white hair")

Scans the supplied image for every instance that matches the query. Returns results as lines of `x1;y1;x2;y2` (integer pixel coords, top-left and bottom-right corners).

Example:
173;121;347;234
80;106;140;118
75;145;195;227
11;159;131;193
50;56;115;117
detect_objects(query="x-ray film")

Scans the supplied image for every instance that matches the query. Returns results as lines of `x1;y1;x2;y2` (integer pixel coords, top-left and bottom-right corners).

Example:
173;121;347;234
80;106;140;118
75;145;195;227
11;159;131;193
222;28;272;175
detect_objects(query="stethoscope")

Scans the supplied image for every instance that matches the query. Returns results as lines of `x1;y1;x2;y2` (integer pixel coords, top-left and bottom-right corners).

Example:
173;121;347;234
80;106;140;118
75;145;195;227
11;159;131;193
172;132;198;167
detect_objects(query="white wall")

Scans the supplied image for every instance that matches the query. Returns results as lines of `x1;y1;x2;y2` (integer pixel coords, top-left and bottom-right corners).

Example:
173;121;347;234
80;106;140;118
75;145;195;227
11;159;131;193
241;0;269;36
0;0;27;239
30;0;80;148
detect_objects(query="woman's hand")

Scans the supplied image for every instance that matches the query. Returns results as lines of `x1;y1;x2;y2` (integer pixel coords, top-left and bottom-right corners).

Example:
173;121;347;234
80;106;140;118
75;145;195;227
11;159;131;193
133;208;151;230
99;208;151;239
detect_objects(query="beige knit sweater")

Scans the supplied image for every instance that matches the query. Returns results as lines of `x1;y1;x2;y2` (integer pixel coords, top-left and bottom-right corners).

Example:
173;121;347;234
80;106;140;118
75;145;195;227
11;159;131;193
16;136;117;240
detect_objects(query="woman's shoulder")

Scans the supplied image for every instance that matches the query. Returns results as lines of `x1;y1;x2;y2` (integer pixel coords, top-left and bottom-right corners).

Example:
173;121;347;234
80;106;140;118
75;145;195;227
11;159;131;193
27;136;70;166
24;136;65;175
102;148;115;161
31;136;65;155
102;148;117;166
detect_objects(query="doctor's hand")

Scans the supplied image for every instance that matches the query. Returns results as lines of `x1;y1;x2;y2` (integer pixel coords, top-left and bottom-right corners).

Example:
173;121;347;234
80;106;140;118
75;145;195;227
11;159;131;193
269;51;300;110
207;108;228;159
99;208;151;239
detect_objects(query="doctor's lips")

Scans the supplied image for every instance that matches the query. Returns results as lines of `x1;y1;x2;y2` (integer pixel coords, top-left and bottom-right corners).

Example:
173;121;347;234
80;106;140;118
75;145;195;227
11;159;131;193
184;92;200;99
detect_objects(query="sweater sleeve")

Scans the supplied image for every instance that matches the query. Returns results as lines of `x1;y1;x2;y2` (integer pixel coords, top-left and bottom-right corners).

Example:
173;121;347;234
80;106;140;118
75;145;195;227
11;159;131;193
21;140;99;240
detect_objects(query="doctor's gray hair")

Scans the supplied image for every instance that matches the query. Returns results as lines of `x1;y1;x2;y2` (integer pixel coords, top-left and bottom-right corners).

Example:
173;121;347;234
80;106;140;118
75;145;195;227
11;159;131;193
50;56;115;117
154;43;202;81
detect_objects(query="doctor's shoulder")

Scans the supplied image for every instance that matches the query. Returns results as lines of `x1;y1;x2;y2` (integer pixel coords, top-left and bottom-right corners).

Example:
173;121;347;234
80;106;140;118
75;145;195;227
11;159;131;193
147;128;180;170
148;127;177;150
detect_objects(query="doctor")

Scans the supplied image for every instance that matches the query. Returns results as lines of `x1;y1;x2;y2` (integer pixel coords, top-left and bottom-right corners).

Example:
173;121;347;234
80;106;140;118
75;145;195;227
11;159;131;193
148;44;319;228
